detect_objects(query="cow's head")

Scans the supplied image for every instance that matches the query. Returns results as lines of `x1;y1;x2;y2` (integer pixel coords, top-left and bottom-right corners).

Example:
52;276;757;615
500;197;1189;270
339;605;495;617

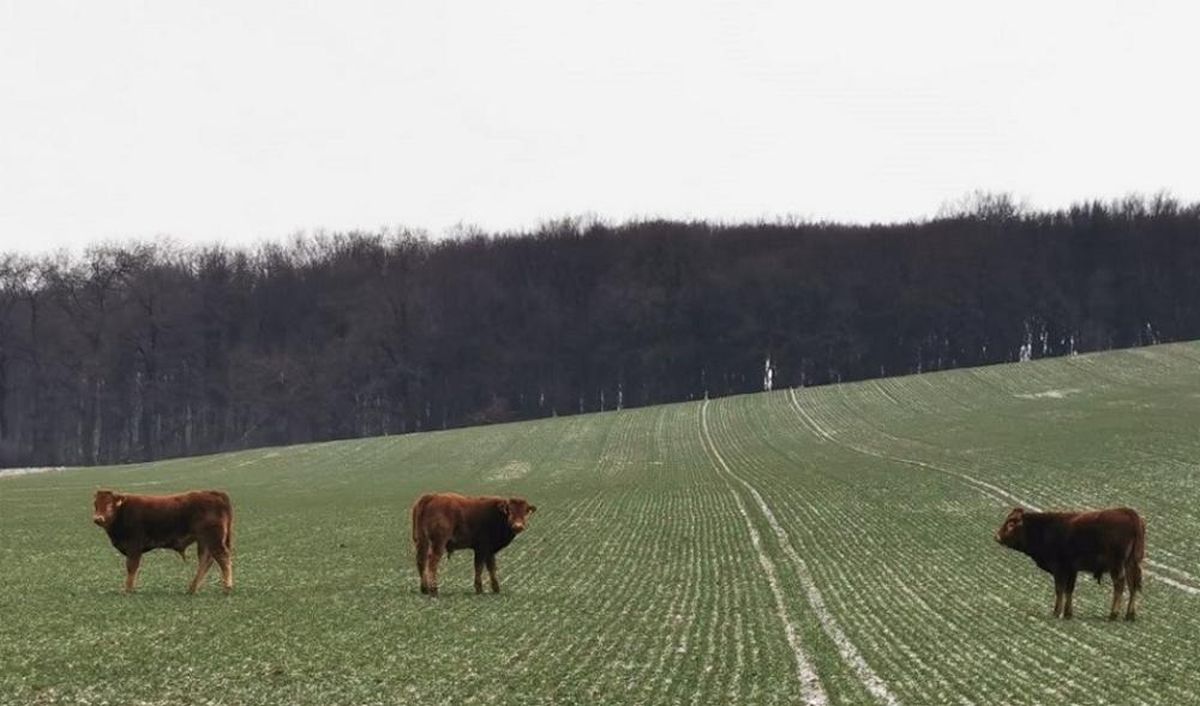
499;497;537;534
92;489;124;528
995;507;1026;549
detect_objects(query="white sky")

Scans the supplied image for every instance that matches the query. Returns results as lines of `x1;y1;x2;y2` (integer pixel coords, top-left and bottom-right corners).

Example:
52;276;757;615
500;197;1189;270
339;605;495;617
2;1;1199;254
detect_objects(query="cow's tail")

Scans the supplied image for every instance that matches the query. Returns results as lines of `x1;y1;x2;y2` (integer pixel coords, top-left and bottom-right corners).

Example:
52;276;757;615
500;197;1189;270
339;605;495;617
1123;509;1142;593
412;494;430;543
224;511;235;556
217;491;235;556
1127;512;1145;593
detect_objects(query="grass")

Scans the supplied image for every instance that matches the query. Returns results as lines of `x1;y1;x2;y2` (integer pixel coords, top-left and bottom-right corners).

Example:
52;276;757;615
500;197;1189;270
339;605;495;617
3;341;1200;704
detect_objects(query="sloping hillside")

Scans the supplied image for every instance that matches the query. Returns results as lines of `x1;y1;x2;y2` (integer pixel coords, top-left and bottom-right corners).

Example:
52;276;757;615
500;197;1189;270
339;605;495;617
2;342;1199;704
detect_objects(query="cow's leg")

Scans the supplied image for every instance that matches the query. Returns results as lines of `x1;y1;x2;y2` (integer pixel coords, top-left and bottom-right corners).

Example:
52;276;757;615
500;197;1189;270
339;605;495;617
425;544;443;597
1109;569;1126;621
188;547;214;594
485;554;501;594
214;549;233;594
1053;575;1065;618
416;537;429;594
124;553;142;594
1063;571;1078;619
473;552;486;594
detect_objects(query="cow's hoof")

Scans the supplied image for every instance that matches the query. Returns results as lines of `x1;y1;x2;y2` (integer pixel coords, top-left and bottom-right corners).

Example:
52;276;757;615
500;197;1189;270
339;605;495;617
1108;612;1119;621
1125;613;1137;622
1062;611;1073;620
419;585;428;595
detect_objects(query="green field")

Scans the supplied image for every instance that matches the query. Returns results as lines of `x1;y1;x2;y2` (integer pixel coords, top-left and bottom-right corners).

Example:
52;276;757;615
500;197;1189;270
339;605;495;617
3;342;1200;705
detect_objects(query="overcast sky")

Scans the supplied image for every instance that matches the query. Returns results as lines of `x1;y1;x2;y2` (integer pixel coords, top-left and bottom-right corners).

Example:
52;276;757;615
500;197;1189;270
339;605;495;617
2;1;1198;254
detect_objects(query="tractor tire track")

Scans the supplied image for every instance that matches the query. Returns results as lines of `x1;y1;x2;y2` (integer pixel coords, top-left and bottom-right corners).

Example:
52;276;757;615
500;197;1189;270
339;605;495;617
698;401;828;705
701;400;900;706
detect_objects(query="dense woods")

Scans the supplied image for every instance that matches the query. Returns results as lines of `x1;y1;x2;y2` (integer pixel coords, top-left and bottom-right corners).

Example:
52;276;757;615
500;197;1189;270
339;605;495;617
2;194;1199;468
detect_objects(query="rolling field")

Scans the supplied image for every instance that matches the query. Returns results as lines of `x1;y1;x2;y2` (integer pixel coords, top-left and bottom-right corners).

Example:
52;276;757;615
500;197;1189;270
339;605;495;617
3;342;1200;704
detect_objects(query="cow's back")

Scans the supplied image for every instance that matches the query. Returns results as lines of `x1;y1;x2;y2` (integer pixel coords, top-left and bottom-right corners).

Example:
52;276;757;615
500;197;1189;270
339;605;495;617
1069;507;1141;544
142;491;231;528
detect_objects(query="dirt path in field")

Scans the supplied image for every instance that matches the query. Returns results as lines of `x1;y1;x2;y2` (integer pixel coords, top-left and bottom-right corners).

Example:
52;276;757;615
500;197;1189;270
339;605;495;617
786;388;1200;597
701;400;901;706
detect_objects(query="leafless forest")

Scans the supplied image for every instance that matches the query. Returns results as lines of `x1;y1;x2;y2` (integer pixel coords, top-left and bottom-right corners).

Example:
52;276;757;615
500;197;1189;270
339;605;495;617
2;194;1197;467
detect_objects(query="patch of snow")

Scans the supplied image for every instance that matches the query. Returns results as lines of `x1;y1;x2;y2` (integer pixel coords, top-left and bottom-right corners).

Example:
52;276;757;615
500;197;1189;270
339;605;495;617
486;460;531;482
1014;389;1081;400
0;466;67;479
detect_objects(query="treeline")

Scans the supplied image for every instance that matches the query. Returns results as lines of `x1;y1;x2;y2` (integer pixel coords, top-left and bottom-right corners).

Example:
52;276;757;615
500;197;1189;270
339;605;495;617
2;193;1199;468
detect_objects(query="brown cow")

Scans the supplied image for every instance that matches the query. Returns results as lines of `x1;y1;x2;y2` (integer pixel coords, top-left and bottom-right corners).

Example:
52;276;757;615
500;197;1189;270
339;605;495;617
411;493;536;597
92;489;234;594
995;506;1144;620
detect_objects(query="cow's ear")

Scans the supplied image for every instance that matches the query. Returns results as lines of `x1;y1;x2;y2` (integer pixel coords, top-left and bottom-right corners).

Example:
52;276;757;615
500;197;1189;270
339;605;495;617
497;500;511;517
114;496;125;508
1011;507;1024;517
528;504;537;514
